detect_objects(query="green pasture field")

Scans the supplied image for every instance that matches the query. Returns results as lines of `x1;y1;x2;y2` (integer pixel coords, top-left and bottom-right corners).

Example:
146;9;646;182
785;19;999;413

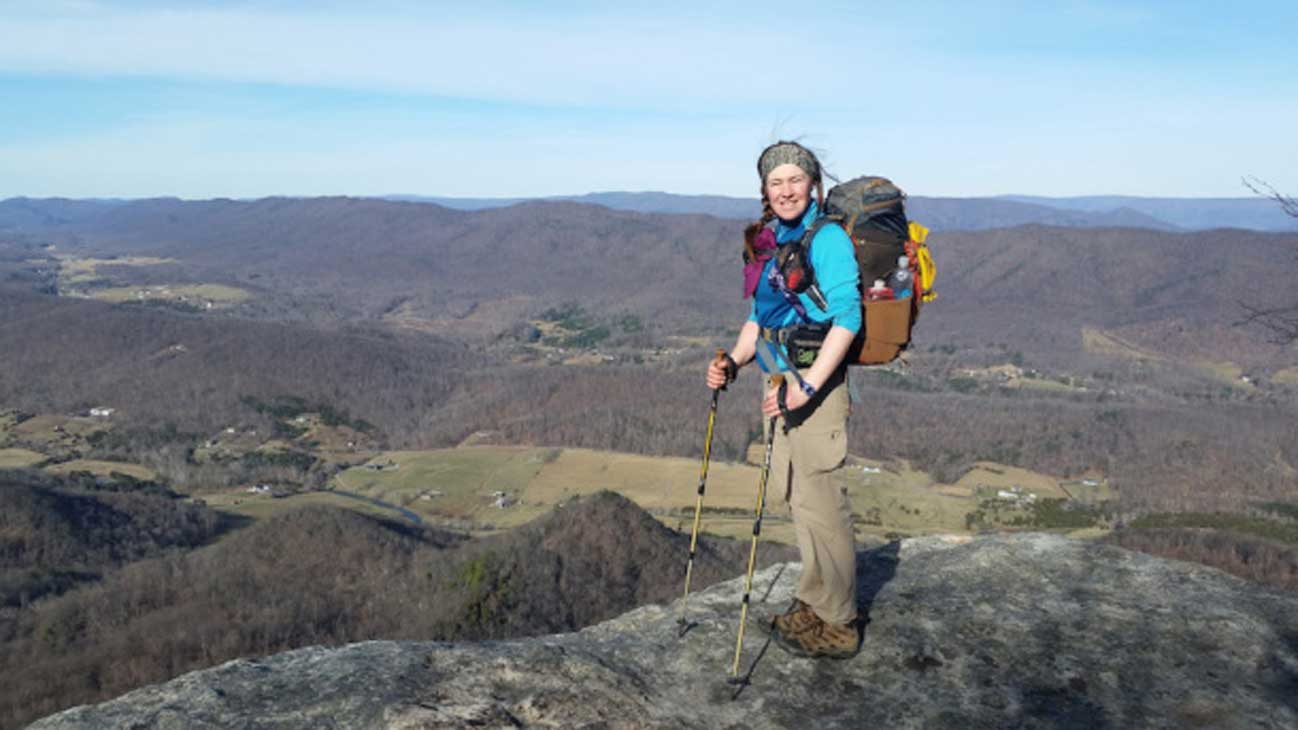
323;446;1103;544
9;415;108;450
1188;358;1257;392
3;409;1109;546
1057;478;1115;504
0;448;45;469
954;462;1071;500
1017;376;1087;394
90;283;250;307
56;256;177;286
45;459;156;480
333;447;551;525
839;475;974;536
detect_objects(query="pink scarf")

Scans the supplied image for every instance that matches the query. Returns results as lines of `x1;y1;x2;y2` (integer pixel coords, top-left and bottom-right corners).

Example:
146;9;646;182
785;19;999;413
743;227;776;299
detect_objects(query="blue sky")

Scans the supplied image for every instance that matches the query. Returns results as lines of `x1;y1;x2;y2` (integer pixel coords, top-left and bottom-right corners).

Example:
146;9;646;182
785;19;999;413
1;1;1296;199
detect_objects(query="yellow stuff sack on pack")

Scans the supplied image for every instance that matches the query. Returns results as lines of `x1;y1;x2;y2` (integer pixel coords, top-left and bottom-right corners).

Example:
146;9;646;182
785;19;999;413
907;221;937;303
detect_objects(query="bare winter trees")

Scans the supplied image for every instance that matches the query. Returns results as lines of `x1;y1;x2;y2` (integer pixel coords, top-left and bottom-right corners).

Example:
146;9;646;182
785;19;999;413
1239;177;1298;343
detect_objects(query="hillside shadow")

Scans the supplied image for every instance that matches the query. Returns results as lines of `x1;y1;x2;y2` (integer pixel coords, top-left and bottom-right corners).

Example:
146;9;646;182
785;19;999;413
213;510;255;537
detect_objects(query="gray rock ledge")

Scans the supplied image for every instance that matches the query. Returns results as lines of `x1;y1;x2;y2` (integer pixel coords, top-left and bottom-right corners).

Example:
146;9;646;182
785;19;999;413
30;533;1298;729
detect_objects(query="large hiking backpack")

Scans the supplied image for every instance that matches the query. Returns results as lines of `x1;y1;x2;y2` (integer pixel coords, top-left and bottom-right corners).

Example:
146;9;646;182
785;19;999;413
779;175;937;365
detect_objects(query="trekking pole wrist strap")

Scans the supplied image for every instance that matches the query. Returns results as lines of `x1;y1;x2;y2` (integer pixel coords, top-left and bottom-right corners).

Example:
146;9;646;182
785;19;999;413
777;380;792;423
721;353;739;384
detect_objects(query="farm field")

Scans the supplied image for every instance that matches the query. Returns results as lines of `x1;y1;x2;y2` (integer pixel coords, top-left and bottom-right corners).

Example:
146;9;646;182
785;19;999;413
1274;368;1298;386
88;283;251;308
51;255;250;307
55;255;177;286
8;414;107;441
1058;477;1116;504
3;404;1111;546
324;446;1104;544
200;488;414;523
0;448;45;469
954;462;1071;500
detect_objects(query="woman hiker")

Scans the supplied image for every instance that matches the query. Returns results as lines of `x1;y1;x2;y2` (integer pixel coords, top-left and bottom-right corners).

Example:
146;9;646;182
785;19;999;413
706;140;862;659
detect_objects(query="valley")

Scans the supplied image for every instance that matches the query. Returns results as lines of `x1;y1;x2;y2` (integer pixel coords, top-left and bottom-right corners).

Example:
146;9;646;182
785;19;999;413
3;194;1297;730
1;402;1114;547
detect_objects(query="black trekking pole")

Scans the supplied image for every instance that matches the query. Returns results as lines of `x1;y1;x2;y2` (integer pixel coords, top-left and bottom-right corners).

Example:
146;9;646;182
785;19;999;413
728;374;782;681
678;349;729;637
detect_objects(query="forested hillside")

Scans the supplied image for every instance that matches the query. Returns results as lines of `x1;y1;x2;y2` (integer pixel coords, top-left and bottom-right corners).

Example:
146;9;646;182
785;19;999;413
0;491;791;729
0;470;230;608
8;198;1295;368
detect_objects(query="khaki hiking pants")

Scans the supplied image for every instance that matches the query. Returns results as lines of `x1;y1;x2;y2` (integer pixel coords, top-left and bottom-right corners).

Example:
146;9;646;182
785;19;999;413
764;367;857;626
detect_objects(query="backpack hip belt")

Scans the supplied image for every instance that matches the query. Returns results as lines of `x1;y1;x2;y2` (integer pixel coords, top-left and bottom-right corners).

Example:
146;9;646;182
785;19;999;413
759;324;830;370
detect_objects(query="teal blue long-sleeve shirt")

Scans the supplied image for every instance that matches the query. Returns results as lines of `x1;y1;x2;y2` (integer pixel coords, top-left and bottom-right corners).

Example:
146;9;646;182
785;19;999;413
748;200;862;334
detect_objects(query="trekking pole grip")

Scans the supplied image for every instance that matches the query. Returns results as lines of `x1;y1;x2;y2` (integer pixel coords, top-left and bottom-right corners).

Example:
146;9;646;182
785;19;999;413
770;374;790;433
716;348;737;390
770;374;786;400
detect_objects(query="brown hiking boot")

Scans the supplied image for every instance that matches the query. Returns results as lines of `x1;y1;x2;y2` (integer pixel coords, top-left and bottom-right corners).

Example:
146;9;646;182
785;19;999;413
772;612;862;660
769;598;820;638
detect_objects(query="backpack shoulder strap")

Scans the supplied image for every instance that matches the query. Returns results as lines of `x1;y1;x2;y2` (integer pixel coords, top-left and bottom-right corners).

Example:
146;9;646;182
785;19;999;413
798;217;840;252
797;217;842;312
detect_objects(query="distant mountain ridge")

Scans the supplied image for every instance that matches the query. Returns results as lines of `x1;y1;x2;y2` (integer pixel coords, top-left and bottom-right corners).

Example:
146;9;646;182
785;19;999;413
0;197;125;230
388;191;759;220
391;192;1183;230
388;191;1298;232
9;195;1298;354
7;190;1296;233
999;194;1298;232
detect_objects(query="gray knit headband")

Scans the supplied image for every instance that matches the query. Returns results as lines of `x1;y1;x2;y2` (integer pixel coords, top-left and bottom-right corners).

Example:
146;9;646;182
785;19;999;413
758;142;820;183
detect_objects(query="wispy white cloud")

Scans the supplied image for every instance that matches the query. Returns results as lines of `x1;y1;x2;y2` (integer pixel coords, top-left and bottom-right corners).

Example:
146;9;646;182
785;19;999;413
0;4;910;111
2;1;1296;197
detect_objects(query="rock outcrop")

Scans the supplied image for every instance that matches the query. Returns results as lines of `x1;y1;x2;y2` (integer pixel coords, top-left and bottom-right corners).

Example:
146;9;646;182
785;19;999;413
31;533;1298;729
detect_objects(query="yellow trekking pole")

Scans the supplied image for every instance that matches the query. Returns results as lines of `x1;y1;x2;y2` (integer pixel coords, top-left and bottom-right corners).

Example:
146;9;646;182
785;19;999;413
678;349;730;637
729;374;782;680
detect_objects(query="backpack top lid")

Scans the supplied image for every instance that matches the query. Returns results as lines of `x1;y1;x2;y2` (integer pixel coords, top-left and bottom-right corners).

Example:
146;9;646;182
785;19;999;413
824;176;909;247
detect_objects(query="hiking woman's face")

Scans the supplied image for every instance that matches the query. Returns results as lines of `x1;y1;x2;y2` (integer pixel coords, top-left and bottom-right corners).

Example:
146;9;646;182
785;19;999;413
764;163;812;222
